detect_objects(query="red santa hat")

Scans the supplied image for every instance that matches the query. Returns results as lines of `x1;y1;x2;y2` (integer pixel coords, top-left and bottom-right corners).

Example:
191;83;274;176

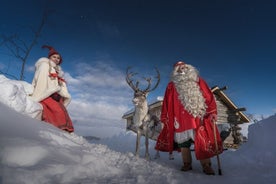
42;45;62;63
174;61;185;67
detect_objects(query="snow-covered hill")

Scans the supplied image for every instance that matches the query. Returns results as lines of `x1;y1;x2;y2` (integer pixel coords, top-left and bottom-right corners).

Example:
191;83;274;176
1;75;276;184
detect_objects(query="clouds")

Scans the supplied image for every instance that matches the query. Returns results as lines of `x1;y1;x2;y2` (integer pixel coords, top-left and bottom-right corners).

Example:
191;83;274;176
65;61;133;134
68;62;127;91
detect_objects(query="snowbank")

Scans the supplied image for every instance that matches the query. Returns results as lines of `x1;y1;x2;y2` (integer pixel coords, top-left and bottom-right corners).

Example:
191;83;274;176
0;75;42;119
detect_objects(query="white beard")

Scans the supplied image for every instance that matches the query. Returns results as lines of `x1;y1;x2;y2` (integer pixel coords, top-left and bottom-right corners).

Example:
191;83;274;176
171;64;207;118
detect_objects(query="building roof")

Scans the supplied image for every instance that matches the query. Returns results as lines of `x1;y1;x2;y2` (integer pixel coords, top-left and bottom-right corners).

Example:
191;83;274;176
122;98;163;119
211;86;250;123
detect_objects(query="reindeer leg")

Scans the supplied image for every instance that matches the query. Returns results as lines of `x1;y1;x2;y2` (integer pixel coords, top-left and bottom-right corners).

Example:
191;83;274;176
154;150;160;159
135;128;141;157
144;124;150;160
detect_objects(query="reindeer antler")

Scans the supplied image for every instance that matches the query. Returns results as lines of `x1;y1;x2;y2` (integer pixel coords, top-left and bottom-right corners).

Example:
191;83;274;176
126;67;160;93
143;67;160;92
126;67;139;91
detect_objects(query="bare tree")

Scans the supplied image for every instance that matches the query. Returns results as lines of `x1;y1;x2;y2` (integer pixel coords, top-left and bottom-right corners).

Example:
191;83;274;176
0;11;49;80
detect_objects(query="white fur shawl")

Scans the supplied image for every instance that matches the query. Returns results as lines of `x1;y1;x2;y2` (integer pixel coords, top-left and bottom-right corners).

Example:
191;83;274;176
30;57;71;106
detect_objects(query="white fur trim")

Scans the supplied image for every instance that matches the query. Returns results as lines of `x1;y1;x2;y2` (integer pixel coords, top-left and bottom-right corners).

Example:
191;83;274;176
174;129;195;143
30;57;71;106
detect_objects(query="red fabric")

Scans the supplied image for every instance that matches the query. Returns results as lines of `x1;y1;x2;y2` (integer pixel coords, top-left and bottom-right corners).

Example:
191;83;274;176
42;45;62;63
49;73;58;78
174;61;185;67
40;96;74;132
155;77;217;156
49;73;66;83
58;77;66;83
194;117;223;160
154;120;175;152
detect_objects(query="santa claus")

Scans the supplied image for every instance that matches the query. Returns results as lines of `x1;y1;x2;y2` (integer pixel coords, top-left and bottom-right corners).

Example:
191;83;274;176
155;61;219;175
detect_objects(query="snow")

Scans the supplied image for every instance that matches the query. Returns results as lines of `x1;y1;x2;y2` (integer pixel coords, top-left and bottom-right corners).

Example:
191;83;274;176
0;75;42;119
0;74;276;184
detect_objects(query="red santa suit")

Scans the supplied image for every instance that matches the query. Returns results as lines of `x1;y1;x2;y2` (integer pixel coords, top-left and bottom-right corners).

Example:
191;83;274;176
155;77;217;154
30;56;74;132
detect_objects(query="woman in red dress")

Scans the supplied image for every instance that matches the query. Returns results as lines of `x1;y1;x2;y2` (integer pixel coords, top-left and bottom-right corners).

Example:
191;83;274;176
30;45;74;133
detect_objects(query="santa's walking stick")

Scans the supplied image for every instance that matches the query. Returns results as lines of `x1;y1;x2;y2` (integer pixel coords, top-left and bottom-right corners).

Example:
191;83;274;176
212;118;222;175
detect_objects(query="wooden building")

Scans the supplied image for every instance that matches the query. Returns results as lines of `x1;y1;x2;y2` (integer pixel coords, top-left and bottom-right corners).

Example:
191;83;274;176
122;86;250;148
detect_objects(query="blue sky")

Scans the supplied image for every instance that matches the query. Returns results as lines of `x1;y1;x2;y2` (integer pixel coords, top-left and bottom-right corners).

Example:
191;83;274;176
1;0;276;125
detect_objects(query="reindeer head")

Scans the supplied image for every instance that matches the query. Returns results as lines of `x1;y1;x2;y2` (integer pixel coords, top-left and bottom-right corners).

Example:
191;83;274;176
126;67;160;127
126;67;160;107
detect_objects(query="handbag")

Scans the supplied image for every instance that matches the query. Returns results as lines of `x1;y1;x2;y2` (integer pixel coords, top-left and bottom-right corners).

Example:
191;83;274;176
194;117;223;160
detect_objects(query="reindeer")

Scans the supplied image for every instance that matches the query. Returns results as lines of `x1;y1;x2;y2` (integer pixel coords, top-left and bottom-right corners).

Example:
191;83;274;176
126;67;160;160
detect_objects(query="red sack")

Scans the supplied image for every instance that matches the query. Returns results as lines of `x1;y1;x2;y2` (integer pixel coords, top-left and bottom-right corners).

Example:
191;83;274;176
194;118;223;160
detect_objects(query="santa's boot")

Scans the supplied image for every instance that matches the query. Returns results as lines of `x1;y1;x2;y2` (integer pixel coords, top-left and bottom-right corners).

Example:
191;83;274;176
200;159;215;175
180;148;192;171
